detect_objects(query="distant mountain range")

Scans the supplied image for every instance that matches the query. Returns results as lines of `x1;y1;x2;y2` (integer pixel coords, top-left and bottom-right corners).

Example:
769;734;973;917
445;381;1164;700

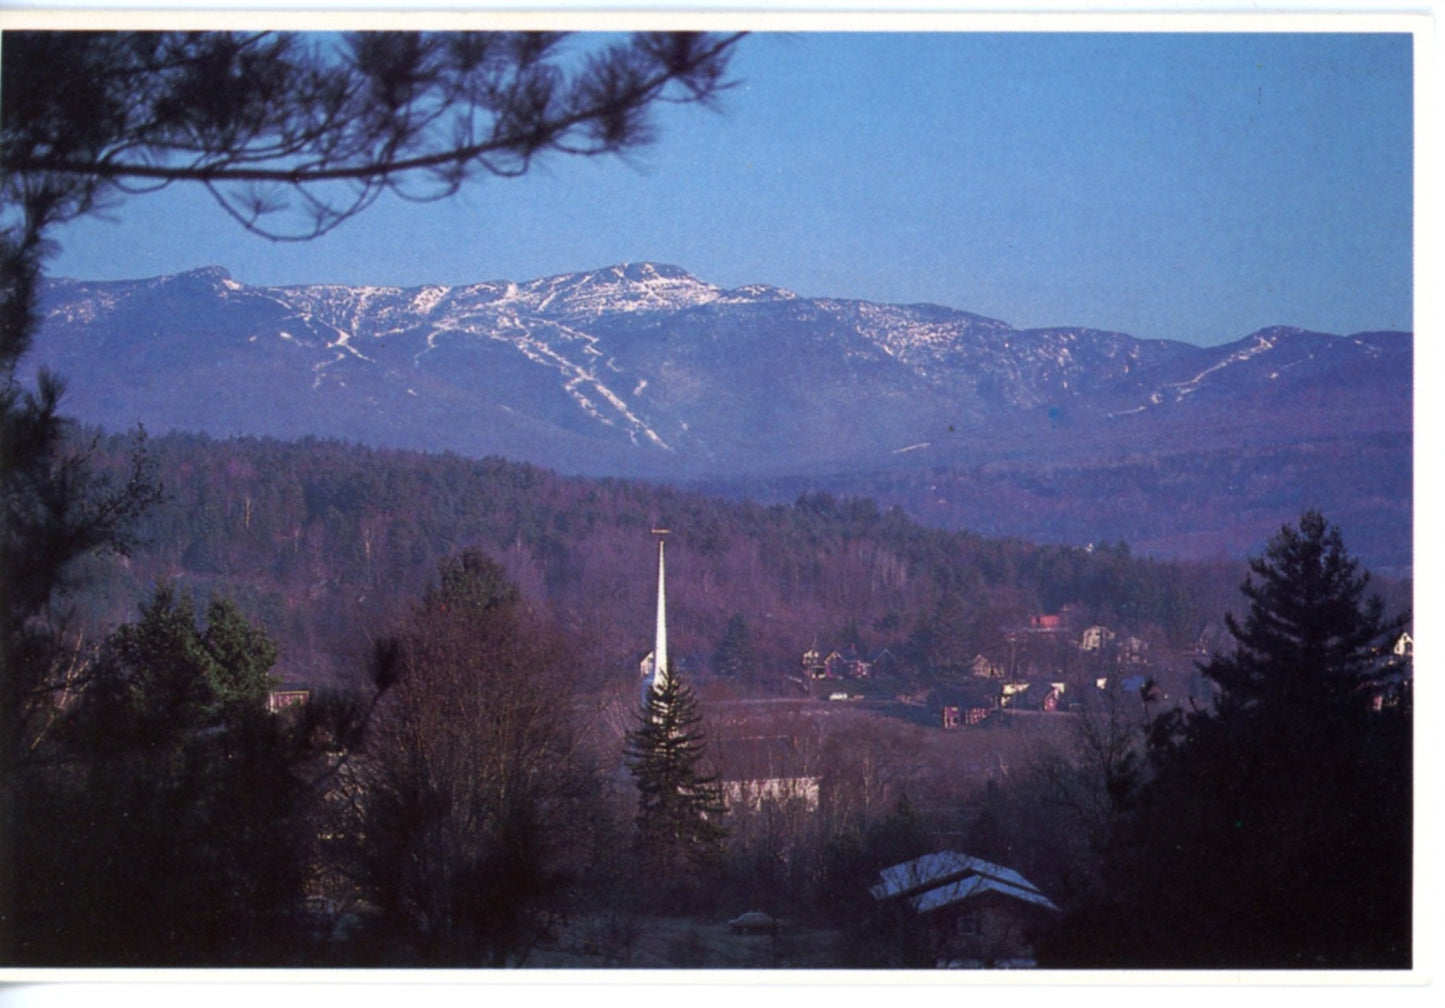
27;262;1412;572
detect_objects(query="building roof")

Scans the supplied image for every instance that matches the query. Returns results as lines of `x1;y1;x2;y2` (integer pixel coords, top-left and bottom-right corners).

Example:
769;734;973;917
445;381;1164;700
911;873;1060;915
710;734;814;784
870;850;1059;914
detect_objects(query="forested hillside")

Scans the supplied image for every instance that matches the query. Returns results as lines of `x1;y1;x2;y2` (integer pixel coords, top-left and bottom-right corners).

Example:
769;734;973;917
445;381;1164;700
700;429;1412;577
80;430;1257;693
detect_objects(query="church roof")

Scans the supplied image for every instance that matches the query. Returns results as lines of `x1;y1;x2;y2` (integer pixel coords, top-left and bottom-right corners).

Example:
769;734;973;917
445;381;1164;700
710;735;813;784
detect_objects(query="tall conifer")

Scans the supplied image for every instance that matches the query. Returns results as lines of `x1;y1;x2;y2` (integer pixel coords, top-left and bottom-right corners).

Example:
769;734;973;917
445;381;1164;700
1042;510;1411;968
624;672;727;877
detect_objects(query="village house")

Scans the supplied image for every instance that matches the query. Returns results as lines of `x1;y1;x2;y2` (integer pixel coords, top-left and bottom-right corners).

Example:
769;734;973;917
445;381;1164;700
802;645;826;679
827;649;871;679
937;679;1002;728
997;679;1067;712
941;704;991;729
1079;625;1115;652
999;681;1030;708
803;643;887;681
266;687;310;714
969;653;1005;679
1033;680;1067;712
1027;613;1064;633
870;647;899;677
870;850;1060;967
1370;631;1414;711
1120;635;1149;664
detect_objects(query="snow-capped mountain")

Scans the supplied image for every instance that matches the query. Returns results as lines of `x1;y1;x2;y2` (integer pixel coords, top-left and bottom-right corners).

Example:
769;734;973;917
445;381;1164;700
26;263;1412;566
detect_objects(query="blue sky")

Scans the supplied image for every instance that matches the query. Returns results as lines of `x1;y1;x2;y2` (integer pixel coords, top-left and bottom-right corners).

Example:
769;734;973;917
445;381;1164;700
42;28;1414;347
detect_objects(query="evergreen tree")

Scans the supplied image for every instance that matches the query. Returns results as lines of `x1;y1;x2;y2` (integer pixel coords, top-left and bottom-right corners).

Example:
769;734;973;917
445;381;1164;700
625;672;727;879
1206;508;1405;723
1042;510;1411;968
711;612;754;678
198;594;281;715
89;586;279;735
3;31;744;247
13;586;309;965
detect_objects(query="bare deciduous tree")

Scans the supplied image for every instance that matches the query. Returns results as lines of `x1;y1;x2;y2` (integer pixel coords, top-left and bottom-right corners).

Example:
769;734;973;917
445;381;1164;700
341;551;607;966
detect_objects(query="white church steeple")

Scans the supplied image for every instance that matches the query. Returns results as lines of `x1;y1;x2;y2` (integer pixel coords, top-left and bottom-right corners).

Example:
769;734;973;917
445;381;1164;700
653;528;669;694
640;529;670;705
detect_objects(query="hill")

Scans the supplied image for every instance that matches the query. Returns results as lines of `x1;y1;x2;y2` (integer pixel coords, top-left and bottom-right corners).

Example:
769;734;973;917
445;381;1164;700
81;431;1253;692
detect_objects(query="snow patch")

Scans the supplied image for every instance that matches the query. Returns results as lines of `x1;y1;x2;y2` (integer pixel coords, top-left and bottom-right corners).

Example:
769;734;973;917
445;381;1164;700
486;314;672;451
1168;333;1277;398
407;286;449;315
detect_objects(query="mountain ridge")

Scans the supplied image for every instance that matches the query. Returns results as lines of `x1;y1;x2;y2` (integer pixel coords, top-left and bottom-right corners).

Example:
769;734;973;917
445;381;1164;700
27;262;1411;569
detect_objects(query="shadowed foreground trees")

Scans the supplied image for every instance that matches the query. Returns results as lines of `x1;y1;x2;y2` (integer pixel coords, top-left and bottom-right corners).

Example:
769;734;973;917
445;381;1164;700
0;403;158;959
967;679;1150;915
1040;510;1411;968
12;586;312;965
340;551;609;966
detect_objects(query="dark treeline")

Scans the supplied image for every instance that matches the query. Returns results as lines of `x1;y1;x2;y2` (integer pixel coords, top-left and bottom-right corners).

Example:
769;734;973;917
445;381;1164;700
707;432;1414;579
80;429;1248;694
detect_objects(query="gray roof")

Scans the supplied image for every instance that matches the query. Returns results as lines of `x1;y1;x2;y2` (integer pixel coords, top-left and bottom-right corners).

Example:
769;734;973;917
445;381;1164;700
911;874;1059;914
870;850;1058;914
